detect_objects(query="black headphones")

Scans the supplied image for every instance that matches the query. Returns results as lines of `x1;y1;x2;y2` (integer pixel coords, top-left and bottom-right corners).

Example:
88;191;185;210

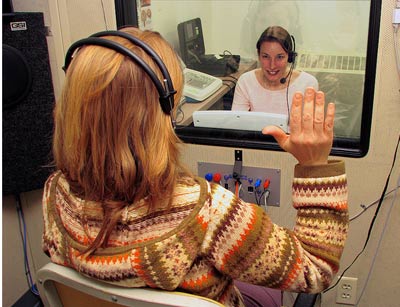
63;30;176;116
287;34;297;64
280;34;297;84
281;34;298;122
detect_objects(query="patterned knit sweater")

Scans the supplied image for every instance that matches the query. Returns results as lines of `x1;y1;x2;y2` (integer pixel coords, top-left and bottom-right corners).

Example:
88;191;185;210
42;160;349;307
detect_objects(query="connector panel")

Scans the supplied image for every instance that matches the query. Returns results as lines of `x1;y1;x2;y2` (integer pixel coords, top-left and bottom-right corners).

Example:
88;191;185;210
198;162;281;207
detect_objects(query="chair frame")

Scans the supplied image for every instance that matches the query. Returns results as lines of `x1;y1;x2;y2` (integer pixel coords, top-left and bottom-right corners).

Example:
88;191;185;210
37;262;318;307
36;262;224;307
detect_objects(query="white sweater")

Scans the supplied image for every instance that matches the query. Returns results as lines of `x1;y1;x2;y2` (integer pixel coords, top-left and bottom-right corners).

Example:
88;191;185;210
231;69;318;115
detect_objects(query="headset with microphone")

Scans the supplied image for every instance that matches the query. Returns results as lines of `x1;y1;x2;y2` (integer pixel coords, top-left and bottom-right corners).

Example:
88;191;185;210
278;33;298;124
63;30;177;120
279;34;297;84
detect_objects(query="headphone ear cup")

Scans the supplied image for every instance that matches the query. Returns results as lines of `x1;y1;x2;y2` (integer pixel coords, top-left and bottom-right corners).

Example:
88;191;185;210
288;34;297;63
288;52;293;63
288;51;297;63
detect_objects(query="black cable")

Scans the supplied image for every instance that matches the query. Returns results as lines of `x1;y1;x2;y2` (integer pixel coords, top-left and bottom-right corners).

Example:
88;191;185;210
254;188;260;205
285;84;290;124
223;79;236;90
227;75;238;82
323;134;400;293
222;75;239;86
175;98;185;124
350;187;398;221
285;63;294;124
15;194;40;296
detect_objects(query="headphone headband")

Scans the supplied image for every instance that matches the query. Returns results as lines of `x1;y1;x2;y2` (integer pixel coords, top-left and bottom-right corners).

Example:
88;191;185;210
91;31;175;97
63;32;176;115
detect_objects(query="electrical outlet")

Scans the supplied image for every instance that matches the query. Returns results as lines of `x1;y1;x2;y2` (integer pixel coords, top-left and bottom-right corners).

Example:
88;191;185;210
336;277;358;305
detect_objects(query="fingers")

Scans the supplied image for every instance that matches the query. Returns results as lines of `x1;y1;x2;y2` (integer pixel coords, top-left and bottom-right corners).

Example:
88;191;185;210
314;91;325;135
262;125;289;148
325;102;335;136
289;92;303;135
283;88;334;165
302;88;315;135
290;88;332;135
314;91;335;138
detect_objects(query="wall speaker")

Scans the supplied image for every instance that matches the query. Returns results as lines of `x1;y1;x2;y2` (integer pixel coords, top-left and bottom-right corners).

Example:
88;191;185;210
2;12;55;195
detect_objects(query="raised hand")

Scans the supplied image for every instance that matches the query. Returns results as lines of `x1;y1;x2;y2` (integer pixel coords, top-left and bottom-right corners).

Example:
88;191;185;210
262;87;335;166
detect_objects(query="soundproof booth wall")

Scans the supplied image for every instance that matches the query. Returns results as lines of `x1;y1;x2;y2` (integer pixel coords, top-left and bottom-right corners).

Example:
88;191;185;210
3;12;55;195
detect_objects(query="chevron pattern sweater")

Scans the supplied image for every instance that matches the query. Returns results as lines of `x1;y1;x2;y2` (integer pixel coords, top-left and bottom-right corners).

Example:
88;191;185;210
42;160;348;307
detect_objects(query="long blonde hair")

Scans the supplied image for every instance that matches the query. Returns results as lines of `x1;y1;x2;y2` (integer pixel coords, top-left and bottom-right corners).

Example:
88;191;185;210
53;27;187;253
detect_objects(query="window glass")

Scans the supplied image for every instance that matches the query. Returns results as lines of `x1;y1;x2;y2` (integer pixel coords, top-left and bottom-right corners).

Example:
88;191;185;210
134;0;380;157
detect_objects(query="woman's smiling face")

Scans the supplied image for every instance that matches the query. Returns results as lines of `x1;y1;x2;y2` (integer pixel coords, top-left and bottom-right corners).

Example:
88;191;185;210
258;41;289;84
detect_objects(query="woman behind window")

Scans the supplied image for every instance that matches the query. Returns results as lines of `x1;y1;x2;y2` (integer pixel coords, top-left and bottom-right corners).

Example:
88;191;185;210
232;26;318;118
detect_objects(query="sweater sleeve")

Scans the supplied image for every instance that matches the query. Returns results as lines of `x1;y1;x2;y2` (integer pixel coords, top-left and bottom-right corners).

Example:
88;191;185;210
201;160;348;293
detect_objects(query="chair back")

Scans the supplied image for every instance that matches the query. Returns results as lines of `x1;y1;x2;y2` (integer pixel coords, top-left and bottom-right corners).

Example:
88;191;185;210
36;262;224;307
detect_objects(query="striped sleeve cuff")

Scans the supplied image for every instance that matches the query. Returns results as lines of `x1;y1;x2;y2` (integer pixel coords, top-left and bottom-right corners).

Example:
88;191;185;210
294;160;345;178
